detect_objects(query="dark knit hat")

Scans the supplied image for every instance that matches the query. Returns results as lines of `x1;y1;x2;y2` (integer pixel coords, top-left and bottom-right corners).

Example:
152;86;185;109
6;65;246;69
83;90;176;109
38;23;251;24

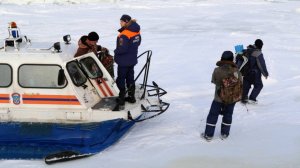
80;35;88;43
255;39;263;49
221;51;234;61
87;32;99;41
120;14;131;23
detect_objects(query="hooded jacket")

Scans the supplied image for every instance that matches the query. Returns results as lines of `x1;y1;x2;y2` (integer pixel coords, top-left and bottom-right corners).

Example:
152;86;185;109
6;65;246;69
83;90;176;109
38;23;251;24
248;45;269;77
212;61;242;103
74;37;102;58
114;20;141;66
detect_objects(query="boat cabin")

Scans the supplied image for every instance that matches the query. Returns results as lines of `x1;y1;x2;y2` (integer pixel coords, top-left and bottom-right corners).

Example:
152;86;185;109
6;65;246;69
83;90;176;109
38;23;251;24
0;22;126;123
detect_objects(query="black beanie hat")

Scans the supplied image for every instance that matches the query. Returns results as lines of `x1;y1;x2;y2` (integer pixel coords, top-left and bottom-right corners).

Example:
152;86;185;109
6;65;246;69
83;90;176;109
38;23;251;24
87;32;99;41
255;39;263;49
80;35;88;43
221;51;234;61
120;14;131;23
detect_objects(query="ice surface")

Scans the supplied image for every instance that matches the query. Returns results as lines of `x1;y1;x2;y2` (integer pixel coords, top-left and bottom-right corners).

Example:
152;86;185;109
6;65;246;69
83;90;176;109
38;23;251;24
0;0;300;168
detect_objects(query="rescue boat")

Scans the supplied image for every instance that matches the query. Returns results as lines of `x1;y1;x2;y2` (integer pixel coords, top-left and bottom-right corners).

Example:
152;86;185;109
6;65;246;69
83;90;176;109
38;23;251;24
0;22;169;164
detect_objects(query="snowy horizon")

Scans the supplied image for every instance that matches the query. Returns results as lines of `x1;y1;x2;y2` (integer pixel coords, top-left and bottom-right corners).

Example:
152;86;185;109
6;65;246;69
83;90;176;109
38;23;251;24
1;0;300;168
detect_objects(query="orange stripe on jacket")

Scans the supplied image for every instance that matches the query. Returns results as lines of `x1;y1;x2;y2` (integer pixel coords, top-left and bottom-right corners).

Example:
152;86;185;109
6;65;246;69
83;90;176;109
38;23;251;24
118;30;140;39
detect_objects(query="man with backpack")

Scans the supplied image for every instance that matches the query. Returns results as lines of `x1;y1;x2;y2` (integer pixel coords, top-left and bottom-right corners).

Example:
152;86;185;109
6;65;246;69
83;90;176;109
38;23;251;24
240;39;269;104
202;51;242;141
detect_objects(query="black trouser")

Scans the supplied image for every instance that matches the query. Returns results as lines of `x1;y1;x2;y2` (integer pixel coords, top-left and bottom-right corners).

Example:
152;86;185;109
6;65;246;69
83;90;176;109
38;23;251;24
204;100;235;137
242;70;263;101
116;66;135;91
116;66;135;105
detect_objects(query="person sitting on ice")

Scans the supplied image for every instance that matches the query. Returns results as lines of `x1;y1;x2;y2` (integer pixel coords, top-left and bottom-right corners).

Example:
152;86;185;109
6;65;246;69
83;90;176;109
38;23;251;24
74;32;114;78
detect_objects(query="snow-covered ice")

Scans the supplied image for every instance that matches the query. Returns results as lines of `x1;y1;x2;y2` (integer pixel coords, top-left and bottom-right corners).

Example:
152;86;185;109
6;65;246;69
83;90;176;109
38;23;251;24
0;0;300;167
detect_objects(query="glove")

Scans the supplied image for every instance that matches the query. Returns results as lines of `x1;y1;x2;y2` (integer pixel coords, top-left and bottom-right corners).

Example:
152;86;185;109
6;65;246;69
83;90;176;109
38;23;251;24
97;45;102;52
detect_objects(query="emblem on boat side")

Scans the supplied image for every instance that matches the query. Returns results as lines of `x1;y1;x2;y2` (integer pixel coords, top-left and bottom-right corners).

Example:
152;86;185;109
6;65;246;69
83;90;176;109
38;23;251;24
12;93;21;105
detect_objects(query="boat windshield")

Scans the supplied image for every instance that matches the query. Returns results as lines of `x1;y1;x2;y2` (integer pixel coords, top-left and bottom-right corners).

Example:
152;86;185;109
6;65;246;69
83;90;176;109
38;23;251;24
66;61;87;87
79;57;103;79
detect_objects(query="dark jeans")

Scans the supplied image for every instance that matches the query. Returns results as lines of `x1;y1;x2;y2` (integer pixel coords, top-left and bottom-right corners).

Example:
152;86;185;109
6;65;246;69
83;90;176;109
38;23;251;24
242;70;263;101
204;100;235;137
116;66;135;91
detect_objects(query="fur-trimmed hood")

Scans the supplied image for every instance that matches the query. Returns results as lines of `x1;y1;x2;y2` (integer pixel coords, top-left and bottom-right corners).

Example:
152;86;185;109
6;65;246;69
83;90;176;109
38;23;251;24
118;19;140;33
216;60;237;67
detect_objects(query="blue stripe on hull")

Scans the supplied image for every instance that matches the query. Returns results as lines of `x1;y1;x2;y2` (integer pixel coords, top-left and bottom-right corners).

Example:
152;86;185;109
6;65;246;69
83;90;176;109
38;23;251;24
0;119;135;159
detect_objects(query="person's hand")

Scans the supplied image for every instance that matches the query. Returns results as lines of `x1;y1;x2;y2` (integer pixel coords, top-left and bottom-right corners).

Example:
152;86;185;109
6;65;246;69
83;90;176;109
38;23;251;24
97;45;102;51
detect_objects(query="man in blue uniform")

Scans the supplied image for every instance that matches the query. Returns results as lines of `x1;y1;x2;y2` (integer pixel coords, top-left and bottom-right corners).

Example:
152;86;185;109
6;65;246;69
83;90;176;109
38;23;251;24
114;14;141;110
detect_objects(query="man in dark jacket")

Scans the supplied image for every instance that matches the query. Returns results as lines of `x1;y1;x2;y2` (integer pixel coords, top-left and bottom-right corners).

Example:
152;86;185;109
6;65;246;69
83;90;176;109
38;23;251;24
241;39;269;104
202;51;242;141
114;14;141;110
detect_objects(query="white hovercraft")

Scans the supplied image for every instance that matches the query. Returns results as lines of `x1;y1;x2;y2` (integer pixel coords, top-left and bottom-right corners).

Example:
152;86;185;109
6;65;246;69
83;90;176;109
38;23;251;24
0;22;169;164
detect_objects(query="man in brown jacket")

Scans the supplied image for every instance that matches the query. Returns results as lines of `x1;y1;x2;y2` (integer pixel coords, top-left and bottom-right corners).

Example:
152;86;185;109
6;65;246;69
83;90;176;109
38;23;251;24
74;32;100;57
74;32;114;78
202;51;242;142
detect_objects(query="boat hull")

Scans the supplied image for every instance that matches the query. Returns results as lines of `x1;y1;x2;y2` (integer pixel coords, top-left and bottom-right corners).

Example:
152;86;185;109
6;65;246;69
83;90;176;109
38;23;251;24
0;119;135;159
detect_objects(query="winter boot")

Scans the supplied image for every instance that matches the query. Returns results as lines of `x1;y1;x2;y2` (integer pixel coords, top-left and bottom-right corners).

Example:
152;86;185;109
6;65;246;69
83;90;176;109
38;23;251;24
248;99;258;104
241;97;248;104
113;89;125;111
220;133;229;140
201;133;213;142
125;84;136;103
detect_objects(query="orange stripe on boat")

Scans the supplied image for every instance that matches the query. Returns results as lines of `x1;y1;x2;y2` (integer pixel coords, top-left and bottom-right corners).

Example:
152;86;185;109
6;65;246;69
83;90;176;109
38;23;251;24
0;100;10;103
0;94;10;103
101;79;114;97
22;95;77;99
97;81;108;97
22;94;81;105
23;100;81;105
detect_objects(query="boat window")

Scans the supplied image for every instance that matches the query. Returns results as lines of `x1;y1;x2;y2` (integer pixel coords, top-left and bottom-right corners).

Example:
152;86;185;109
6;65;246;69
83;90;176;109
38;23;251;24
0;64;12;87
79;57;103;79
66;61;87;87
18;64;67;88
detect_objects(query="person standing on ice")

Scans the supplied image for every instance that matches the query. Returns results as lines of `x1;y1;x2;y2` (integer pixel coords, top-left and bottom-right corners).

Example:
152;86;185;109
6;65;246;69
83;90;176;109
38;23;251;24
241;39;269;104
114;14;141;110
202;51;242;141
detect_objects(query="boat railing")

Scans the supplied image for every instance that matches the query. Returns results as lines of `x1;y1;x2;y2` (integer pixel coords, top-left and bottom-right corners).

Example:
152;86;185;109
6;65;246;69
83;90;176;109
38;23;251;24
128;50;170;122
134;50;152;99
